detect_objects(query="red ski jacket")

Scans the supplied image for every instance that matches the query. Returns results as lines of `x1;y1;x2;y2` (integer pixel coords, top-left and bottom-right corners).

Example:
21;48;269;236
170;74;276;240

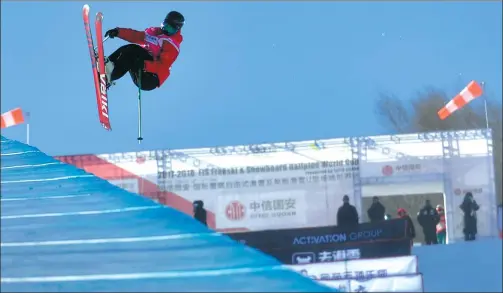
117;27;183;87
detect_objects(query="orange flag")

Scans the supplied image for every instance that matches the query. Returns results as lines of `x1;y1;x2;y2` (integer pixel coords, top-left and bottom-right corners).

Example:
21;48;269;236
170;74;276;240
438;80;483;120
1;108;25;129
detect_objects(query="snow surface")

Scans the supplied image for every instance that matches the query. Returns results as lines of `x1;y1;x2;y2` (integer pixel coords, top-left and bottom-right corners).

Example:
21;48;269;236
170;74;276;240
0;136;334;292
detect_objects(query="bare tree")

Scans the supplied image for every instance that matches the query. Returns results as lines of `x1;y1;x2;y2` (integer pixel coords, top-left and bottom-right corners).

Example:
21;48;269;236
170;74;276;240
375;88;502;203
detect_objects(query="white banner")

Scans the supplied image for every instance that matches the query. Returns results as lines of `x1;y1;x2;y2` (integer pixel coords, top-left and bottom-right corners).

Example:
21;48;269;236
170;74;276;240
448;155;497;241
361;158;443;178
216;191;307;230
319;274;424;292
288;255;417;280
207;162;356;230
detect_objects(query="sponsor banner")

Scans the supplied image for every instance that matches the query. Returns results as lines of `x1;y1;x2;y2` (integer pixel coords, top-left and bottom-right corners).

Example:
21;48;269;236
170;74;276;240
160;161;359;193
191;160;358;230
319;274;424;292
361;158;443;178
448;156;497;241
227;218;408;249
259;238;412;265
288;255;417;280
216;191;307;230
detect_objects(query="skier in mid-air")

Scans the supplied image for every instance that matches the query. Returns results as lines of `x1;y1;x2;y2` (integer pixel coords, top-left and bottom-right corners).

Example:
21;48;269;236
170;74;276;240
100;11;184;91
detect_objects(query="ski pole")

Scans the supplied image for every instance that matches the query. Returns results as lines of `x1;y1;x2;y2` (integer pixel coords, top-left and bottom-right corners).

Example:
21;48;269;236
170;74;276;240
137;68;143;143
94;36;109;52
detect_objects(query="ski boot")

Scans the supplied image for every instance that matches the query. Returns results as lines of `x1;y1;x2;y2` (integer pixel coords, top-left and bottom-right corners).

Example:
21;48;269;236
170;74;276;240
95;54;116;90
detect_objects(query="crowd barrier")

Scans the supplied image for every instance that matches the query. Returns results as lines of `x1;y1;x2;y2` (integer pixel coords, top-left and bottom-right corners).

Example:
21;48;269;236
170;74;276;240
288;255;418;280
319;274;424;292
287;255;422;292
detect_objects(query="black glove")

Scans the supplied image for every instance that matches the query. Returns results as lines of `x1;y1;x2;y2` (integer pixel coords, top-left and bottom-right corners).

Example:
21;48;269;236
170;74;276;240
105;28;119;39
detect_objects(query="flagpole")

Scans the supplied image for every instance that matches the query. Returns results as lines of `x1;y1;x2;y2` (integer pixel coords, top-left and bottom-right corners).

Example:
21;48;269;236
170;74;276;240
26;112;30;145
481;81;489;130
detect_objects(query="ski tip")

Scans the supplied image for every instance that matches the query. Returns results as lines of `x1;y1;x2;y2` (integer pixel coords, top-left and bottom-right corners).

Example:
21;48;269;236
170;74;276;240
83;4;90;12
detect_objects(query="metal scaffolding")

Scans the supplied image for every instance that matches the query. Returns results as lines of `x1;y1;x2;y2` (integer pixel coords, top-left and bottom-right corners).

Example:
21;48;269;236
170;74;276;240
356;136;408;160
151;129;492;177
348;137;364;213
155;150;171;190
441;131;460;244
484;128;497;235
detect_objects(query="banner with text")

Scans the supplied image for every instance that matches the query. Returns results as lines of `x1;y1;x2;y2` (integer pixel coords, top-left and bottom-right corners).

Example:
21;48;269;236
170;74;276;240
157;160;359;230
288;255;417;281
261;238;412;264
216;191;307;230
319;274;424;292
448;155;497;241
227;218;408;249
361;158;443;178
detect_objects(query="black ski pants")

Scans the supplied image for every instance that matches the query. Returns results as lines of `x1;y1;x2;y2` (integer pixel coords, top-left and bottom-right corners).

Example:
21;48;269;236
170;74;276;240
423;227;438;245
108;44;159;91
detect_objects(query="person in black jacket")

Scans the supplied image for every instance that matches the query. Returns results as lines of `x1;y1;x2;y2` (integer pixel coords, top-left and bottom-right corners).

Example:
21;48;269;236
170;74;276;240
337;195;359;228
367;196;386;223
460;192;480;241
417;199;440;245
498;203;502;239
193;200;207;227
398;208;416;245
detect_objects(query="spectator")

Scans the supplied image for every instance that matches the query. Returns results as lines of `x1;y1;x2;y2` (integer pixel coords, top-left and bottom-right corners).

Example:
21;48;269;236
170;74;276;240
436;205;447;244
498;203;502;239
417;199;440;245
367;196;386;223
337;195;359;228
193;200;207;227
460;192;479;241
397;208;416;245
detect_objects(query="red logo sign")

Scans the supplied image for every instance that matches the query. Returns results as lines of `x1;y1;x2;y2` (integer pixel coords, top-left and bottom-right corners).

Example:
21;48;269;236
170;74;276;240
225;201;246;221
454;187;483;196
136;156;146;164
382;165;394;176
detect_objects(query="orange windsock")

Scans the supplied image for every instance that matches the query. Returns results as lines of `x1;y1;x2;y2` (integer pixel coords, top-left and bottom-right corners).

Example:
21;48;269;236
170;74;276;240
438;80;483;120
1;108;25;129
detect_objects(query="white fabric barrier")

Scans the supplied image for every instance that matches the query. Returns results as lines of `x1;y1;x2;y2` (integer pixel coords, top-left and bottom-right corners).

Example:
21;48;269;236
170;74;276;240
287;255;417;280
319;274;424;292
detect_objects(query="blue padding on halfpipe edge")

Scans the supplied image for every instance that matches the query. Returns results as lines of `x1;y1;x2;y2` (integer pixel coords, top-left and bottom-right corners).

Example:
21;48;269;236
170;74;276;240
0;136;335;292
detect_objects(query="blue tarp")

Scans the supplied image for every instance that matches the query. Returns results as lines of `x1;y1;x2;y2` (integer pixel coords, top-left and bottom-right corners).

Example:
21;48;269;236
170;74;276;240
0;136;334;292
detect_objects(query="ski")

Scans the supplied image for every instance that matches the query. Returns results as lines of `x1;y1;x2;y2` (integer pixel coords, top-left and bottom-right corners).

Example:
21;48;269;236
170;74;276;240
82;4;111;130
94;11;112;130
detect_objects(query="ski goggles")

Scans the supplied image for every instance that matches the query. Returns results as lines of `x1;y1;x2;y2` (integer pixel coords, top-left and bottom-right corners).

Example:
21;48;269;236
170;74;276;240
162;21;181;35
